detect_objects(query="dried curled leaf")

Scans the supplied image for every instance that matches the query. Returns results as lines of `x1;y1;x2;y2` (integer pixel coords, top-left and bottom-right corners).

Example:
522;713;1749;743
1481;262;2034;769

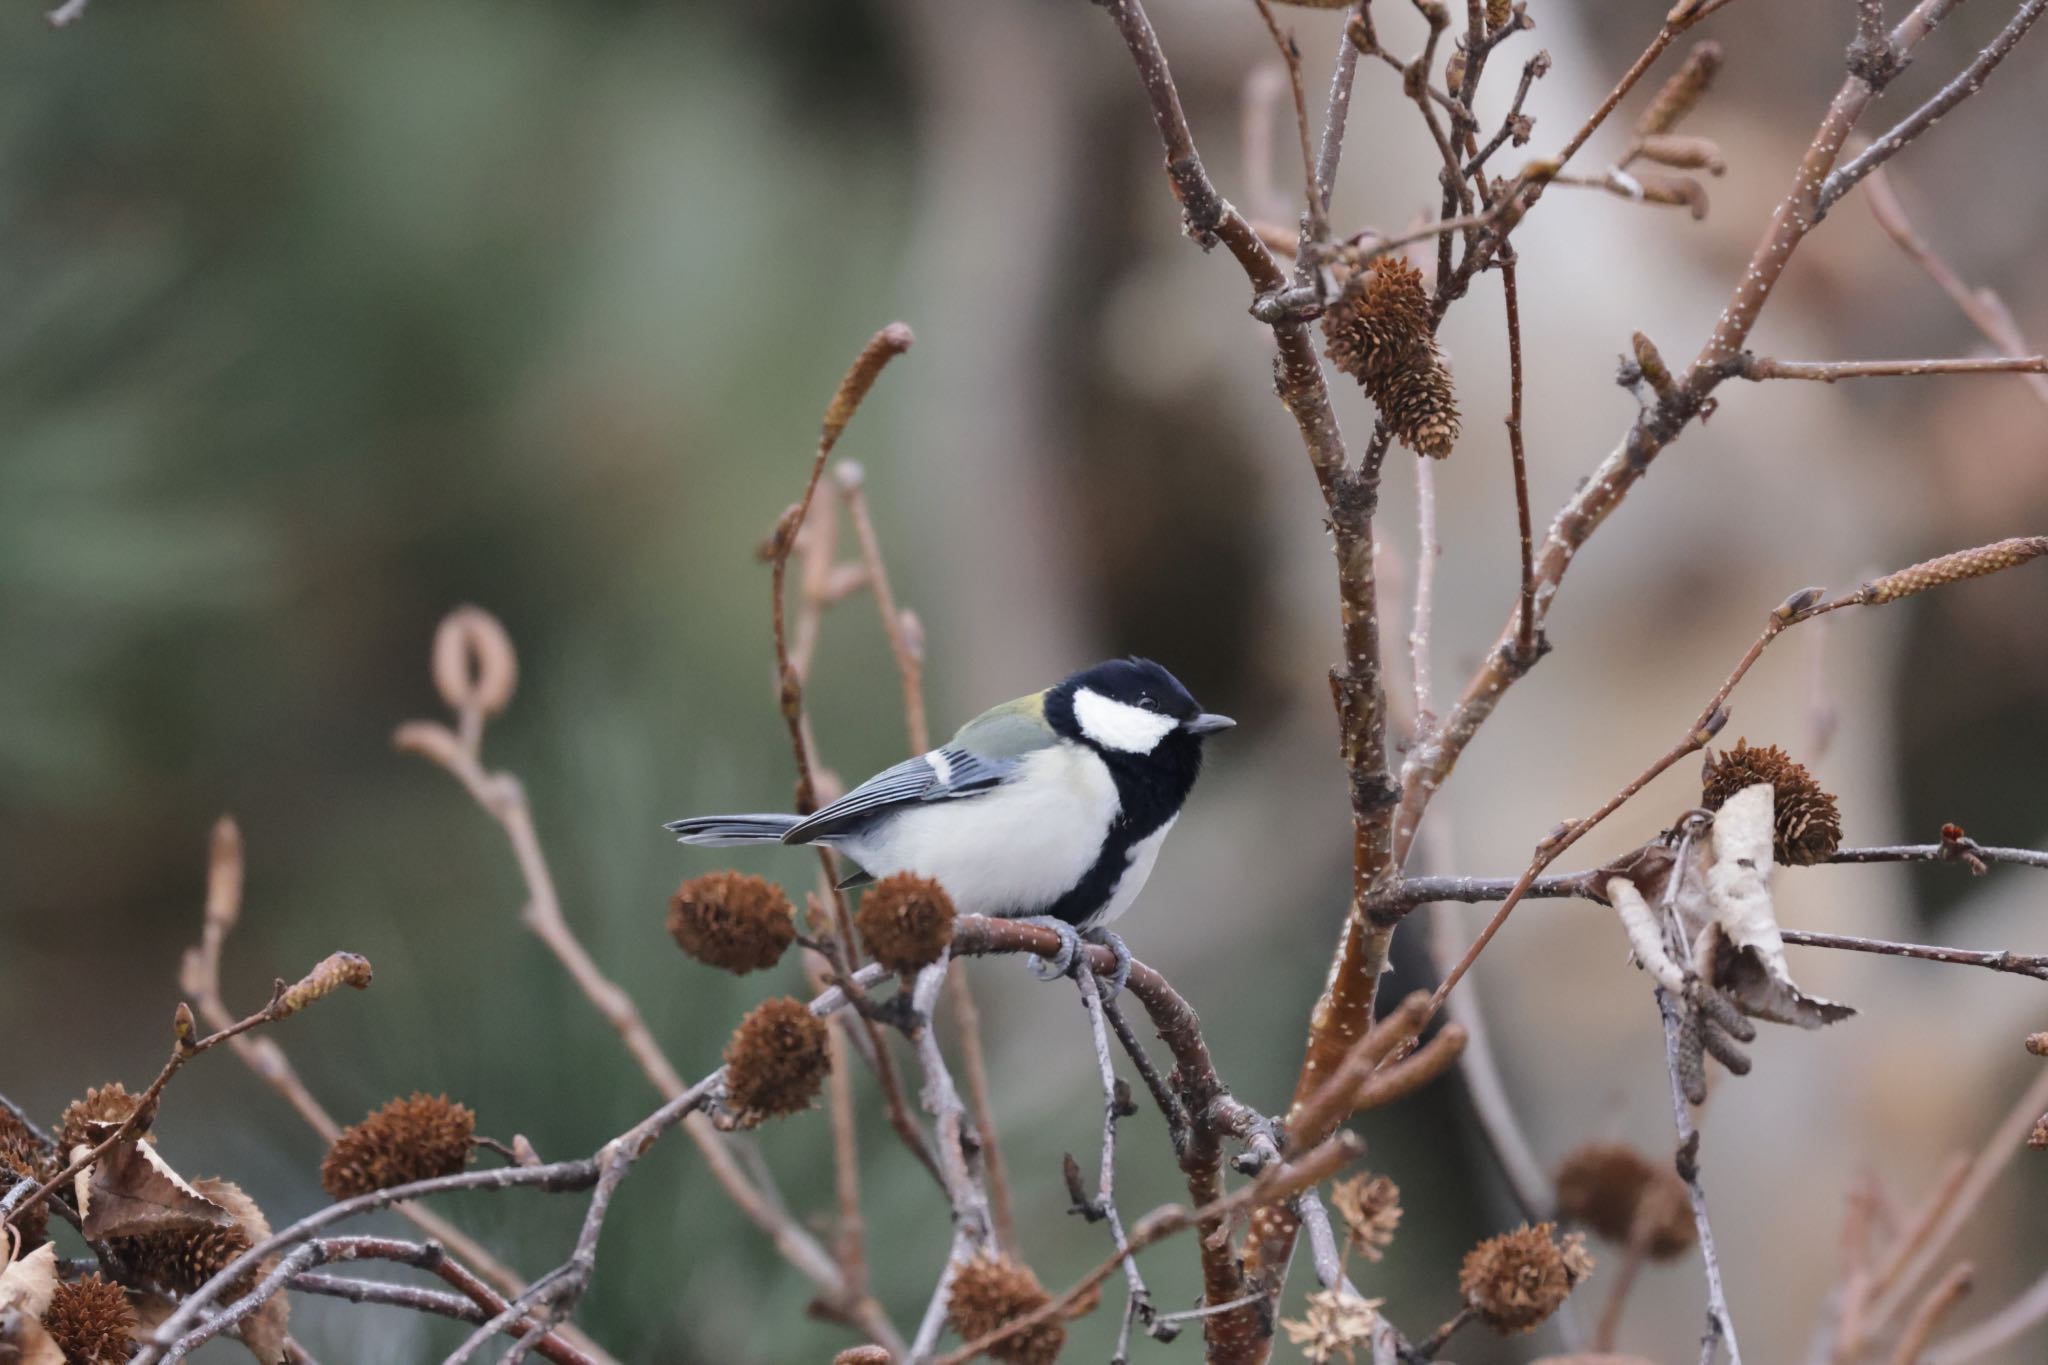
1698;785;1854;1028
79;1139;233;1243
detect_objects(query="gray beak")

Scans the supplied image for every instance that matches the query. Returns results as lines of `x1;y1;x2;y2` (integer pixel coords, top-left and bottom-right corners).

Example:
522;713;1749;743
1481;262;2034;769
1184;712;1236;735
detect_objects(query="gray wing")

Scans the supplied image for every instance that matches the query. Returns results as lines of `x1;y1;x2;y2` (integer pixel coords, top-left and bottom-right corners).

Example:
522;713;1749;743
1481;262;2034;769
782;747;1018;845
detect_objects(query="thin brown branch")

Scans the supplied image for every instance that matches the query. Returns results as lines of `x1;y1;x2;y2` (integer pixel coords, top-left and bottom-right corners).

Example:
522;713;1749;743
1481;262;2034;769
3;944;367;1230
1502;252;1537;662
929;1131;1364;1365
393;718;860;1290
1887;1263;1975;1365
1866;1066;2048;1331
1928;1265;2048;1365
1737;354;2048;382
170;818;617;1363
764;331;940;1185
1864;168;2048;410
1777;930;2048;980
1249;0;1325;244
832;462;1014;1244
1397;0;1965;872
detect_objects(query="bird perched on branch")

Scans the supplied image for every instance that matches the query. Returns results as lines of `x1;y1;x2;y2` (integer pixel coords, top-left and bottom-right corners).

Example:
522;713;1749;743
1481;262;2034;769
666;658;1233;993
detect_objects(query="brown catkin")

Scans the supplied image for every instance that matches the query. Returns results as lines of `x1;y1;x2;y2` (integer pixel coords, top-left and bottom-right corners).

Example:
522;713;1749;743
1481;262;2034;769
276;951;374;1017
832;1350;893;1365
855;874;958;976
1701;739;1843;865
1635;133;1726;173
722;998;832;1127
947;1253;1065;1365
321;1094;476;1199
1857;537;2048;605
1322;256;1461;458
1554;1142;1696;1260
41;1273;137;1363
1459;1223;1593;1335
1636;40;1722;137
668;871;798;974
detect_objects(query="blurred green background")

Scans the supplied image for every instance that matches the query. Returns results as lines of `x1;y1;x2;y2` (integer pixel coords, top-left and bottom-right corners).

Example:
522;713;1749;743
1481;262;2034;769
4;0;2047;1360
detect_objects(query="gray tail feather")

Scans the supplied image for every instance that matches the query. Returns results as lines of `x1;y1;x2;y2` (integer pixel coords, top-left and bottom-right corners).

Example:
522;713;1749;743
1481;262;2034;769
665;814;804;847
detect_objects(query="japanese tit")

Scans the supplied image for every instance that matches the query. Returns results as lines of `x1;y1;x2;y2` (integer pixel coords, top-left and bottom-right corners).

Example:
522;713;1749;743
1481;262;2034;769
666;658;1233;989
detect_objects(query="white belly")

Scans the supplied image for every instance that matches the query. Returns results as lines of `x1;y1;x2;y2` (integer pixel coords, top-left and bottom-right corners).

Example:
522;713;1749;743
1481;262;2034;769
1096;816;1176;926
840;746;1120;917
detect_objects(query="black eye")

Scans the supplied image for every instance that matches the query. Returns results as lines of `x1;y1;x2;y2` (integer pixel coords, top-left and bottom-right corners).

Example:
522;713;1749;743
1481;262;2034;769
1137;695;1160;711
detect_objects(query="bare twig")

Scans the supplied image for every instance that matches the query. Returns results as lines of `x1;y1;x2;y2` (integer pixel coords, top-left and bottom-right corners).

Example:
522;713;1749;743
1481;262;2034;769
1410;452;1440;736
1928;1265;2048;1364
1886;1263;1975;1365
1074;966;1155;1352
929;1131;1364;1365
1777;930;2048;980
1864;168;2048;409
1501;252;1537;663
393;720;858;1299
169;818;616;1363
1819;0;2048;214
1736;354;2048;382
1657;990;1742;1365
1866;1066;2048;1331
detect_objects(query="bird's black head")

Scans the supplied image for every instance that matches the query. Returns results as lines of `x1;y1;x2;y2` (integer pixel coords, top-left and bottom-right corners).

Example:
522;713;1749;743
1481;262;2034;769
1044;658;1235;759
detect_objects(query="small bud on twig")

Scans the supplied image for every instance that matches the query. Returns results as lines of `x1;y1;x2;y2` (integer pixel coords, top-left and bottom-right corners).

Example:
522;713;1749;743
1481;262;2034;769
173;1003;197;1052
1632;332;1679;402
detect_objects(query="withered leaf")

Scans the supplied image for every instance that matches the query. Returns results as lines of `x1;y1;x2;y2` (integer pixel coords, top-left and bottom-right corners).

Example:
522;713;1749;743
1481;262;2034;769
0;1244;56;1317
80;1139;232;1242
195;1178;289;1365
0;1309;65;1365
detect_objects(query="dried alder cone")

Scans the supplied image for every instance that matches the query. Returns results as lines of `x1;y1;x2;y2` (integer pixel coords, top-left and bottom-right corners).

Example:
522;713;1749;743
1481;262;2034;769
1329;1172;1402;1262
1322;256;1461;458
1459;1222;1594;1335
57;1082;146;1156
721;997;832;1127
946;1252;1065;1365
321;1093;477;1198
0;1111;52;1249
1701;740;1841;865
668;870;797;974
1553;1142;1695;1259
855;872;957;975
41;1273;135;1364
1280;1288;1384;1364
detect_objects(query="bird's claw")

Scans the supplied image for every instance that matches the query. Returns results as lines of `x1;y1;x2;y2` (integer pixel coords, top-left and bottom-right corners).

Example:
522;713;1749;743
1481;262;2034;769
1019;917;1085;981
1084;928;1132;1001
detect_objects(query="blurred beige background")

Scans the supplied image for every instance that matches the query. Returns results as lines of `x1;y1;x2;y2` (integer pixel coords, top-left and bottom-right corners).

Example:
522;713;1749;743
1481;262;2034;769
2;0;2044;1360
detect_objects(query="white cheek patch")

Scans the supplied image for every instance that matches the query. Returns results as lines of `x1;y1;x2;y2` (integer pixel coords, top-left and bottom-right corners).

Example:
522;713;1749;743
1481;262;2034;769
1072;688;1178;754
